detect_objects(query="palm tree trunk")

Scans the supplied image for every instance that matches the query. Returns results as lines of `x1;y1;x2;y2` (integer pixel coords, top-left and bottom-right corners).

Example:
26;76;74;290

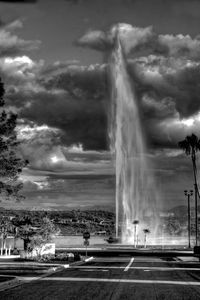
187;193;191;248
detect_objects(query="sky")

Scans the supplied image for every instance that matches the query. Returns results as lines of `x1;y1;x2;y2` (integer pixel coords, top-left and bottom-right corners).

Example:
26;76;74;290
1;0;200;211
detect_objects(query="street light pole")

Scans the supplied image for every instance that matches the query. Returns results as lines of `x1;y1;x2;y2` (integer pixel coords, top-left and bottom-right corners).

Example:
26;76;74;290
184;190;193;248
132;220;139;248
194;183;198;246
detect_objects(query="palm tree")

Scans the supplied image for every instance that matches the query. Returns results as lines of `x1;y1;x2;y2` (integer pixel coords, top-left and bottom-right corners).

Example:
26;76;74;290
178;134;200;246
143;229;150;248
132;220;139;247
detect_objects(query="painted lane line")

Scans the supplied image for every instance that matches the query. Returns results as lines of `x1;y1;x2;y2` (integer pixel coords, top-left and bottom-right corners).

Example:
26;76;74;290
41;277;200;286
124;260;200;264
124;257;134;271
84;256;94;262
71;266;200;271
17;277;39;281
81;269;109;272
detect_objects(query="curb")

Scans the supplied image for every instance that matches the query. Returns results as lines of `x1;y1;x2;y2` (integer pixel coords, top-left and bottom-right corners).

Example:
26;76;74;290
176;256;200;263
0;256;94;292
0;278;21;292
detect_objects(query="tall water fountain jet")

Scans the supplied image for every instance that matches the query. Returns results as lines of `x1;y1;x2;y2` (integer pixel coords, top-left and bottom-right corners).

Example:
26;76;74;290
109;24;159;244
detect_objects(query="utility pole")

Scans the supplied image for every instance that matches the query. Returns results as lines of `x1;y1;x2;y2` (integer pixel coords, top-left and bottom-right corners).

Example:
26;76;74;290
194;184;198;246
133;220;139;248
184;190;193;248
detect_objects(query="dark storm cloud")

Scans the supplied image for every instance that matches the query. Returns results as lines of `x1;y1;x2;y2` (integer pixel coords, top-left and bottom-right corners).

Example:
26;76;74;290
39;63;107;101
31;63;108;150
4;62;109;150
20;88;108;150
79;25;200;118
128;57;200;119
126;56;200;148
3;21;200;152
76;24;200;150
0;48;108;150
4;53;200;151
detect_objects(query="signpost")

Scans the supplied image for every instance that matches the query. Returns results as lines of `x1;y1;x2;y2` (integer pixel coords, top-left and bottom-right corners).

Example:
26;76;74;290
83;231;90;240
83;231;90;258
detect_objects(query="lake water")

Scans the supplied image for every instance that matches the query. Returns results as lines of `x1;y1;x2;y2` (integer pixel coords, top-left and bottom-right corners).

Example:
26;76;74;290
1;235;191;249
1;235;107;249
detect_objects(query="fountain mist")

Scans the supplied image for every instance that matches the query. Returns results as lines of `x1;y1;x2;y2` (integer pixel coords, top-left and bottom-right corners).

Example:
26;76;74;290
109;24;159;244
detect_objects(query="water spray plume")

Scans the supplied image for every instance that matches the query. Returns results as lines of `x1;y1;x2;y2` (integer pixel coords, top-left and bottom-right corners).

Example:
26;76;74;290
108;24;159;244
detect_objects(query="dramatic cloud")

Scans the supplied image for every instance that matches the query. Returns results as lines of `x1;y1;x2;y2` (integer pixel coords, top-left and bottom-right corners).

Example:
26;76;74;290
2;21;200;155
0;20;40;57
76;24;200;150
0;55;43;86
3;58;109;150
77;24;154;55
77;23;200;60
76;30;112;52
16;120;113;175
129;56;200;119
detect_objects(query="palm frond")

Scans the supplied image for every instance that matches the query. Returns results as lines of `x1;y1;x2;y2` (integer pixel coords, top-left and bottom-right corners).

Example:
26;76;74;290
187;134;199;149
178;139;191;155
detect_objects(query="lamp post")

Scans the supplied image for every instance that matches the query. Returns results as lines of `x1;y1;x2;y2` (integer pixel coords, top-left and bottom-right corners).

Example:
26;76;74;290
184;190;193;248
132;220;139;248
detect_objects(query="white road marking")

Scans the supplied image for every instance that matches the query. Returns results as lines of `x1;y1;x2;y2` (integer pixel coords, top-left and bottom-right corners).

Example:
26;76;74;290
124;257;134;271
18;277;39;281
41;277;200;286
84;257;94;262
63;264;70;269
81;269;109;272
72;266;200;271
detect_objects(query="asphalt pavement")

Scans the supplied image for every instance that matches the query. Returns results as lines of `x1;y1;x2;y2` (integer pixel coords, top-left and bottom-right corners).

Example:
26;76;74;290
1;255;200;299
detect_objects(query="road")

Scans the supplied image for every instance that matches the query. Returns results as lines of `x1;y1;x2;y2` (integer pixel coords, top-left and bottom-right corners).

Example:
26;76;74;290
1;255;200;299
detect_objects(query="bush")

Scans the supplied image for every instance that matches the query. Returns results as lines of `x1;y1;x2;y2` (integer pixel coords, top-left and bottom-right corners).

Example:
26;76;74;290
17;251;81;263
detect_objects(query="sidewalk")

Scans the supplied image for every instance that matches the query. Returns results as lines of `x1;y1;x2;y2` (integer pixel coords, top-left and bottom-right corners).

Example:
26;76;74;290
177;256;200;262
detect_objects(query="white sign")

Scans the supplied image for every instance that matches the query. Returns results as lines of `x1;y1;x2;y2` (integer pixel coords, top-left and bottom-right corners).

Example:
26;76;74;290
32;243;55;257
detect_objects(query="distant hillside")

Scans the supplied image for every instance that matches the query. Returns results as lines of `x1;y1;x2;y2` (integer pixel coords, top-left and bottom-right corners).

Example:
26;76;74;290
0;208;115;236
169;205;200;217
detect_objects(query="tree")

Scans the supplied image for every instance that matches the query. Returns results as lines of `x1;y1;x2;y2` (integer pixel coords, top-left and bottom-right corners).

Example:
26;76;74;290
0;78;27;202
37;216;59;242
29;217;59;257
13;215;36;251
165;217;181;236
14;215;59;256
0;216;13;249
143;229;150;248
178;134;200;245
